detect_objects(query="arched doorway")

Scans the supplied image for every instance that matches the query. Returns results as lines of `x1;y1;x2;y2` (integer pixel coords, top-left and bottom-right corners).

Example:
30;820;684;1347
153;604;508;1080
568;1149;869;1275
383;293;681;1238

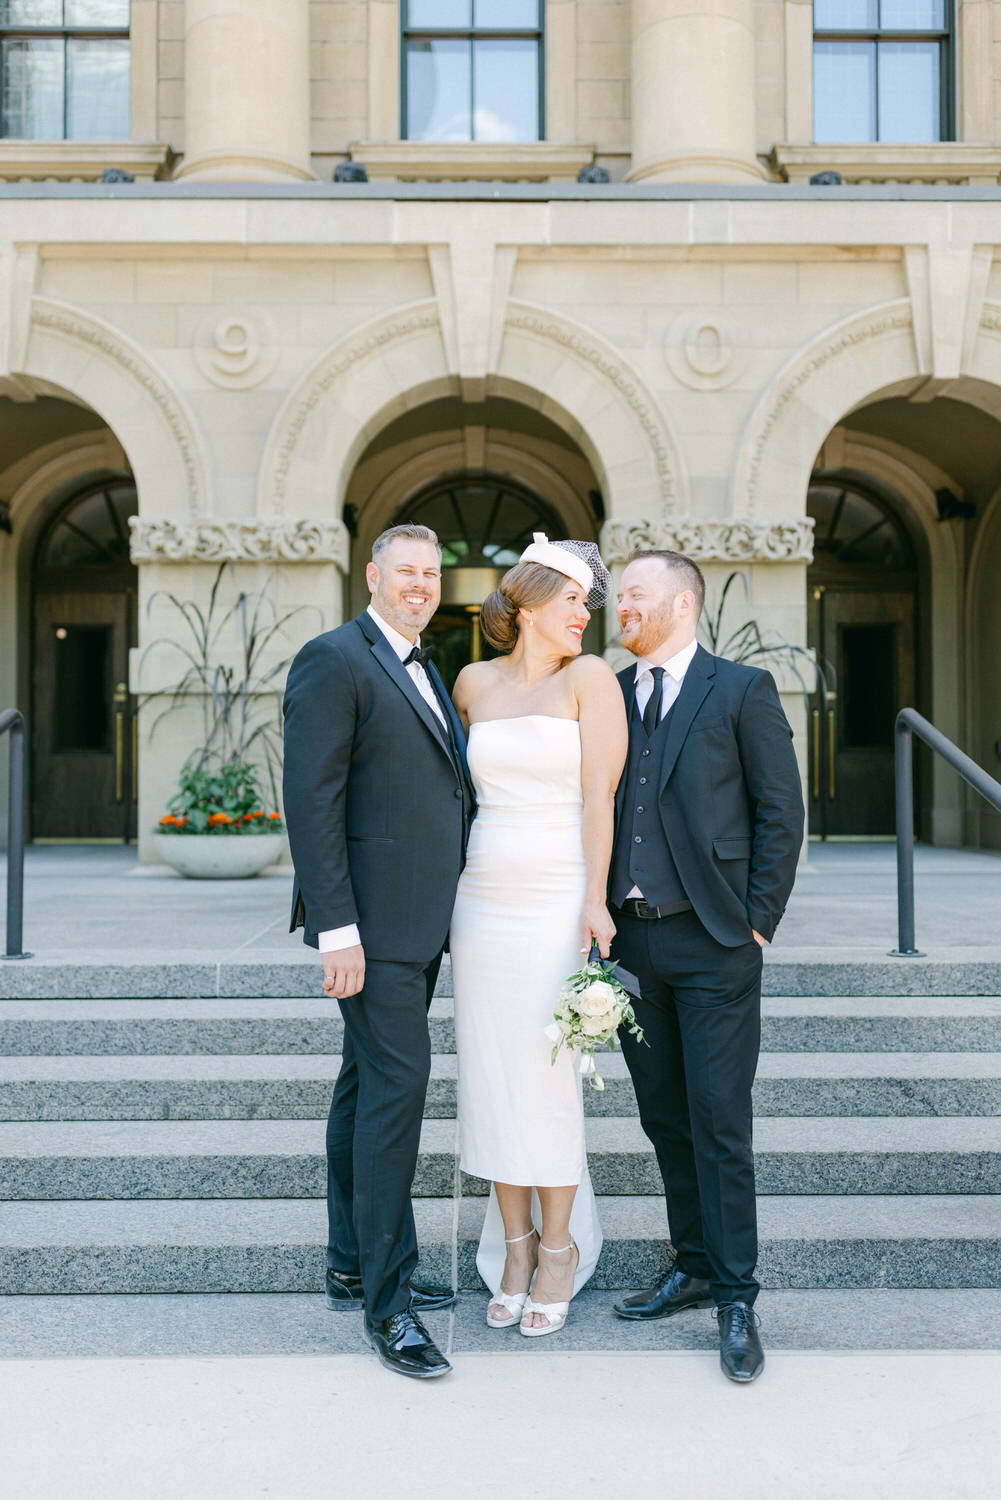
32;478;139;841
396;475;564;688
807;475;918;838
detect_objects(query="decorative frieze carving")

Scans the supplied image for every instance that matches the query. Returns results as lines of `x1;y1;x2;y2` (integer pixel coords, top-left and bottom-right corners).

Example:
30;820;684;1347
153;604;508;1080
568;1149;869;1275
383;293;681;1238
129;516;350;569
600;518;815;564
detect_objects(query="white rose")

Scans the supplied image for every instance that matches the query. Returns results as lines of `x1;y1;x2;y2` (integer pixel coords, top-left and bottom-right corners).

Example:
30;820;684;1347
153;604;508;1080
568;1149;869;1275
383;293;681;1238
557;1018;575;1036
577;981;618;1017
581;1014;611;1037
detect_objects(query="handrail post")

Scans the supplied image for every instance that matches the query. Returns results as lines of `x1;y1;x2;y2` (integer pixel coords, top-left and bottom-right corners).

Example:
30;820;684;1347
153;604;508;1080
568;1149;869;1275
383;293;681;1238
1;709;31;961
891;715;923;957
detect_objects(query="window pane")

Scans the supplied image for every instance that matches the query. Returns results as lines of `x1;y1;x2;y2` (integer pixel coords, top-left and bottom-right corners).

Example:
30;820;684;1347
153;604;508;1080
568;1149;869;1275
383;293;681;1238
814;1;876;28
66;35;128;138
405;38;471;140
879;0;945;28
1;37;63;136
841;625;896;748
813;41;875;141
65;0;130;24
878;40;939;140
473;38;538;141
475;0;539;26
406;1;471;27
0;2;62;25
53;625;110;752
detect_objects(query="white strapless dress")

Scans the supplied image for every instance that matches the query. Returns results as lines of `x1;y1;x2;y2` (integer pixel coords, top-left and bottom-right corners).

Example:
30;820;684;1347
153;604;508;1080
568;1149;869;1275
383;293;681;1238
450;715;603;1299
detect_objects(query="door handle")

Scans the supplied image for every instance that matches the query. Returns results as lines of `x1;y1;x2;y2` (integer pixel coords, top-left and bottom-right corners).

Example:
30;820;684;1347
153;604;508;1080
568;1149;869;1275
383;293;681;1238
811;709;820;800
113;681;127;804
827;699;836;802
131;713;138;803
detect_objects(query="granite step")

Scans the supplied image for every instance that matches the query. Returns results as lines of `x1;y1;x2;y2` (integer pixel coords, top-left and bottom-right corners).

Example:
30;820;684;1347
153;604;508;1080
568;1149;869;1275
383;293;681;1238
6;1052;1001;1121
8;1287;1001;1356
1;1194;998;1295
4;995;1001;1056
4;1116;1001;1200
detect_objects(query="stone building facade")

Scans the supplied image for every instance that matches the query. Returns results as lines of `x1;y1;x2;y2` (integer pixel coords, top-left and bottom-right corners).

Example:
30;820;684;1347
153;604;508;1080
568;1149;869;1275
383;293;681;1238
1;1;1000;858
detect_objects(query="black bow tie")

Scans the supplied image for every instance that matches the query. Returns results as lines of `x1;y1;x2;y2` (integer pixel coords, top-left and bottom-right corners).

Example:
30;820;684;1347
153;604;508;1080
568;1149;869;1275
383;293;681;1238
404;645;433;669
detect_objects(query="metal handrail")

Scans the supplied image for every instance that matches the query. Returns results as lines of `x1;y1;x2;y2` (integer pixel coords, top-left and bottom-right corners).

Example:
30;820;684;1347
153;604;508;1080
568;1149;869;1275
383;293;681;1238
893;708;1001;956
0;709;31;960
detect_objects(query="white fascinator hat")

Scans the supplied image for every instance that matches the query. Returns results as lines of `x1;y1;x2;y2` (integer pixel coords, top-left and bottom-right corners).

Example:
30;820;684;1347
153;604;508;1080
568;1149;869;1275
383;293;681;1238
518;532;612;610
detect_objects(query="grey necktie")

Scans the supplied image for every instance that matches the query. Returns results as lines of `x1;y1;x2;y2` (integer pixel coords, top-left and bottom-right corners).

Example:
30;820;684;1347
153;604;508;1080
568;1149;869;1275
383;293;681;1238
642;666;665;737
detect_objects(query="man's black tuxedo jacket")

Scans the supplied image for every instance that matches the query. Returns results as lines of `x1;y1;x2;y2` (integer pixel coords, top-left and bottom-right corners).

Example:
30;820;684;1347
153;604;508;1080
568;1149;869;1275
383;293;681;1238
613;644;804;948
282;611;475;962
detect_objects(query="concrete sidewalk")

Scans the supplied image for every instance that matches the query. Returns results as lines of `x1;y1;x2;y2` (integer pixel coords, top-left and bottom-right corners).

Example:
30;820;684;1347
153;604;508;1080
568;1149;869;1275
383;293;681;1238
3;840;999;953
2;1350;998;1499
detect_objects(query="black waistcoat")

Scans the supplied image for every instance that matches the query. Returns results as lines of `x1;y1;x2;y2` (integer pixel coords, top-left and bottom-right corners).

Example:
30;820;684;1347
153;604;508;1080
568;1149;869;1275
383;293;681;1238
610;702;688;908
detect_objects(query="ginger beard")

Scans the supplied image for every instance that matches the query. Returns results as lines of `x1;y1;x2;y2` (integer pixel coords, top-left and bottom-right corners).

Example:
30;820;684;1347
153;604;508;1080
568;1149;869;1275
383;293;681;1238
617;594;679;661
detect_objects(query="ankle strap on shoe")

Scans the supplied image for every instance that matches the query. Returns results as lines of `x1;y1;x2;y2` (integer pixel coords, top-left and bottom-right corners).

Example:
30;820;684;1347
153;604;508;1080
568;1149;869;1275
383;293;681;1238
504;1227;538;1244
539;1242;573;1254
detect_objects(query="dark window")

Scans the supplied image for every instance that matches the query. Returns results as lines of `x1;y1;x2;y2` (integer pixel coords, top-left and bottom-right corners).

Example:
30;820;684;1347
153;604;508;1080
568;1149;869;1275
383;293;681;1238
841;623;896;747
813;1;953;143
403;477;561;568
0;1;129;140
402;1;543;143
809;482;915;571
52;622;110;751
38;482;135;568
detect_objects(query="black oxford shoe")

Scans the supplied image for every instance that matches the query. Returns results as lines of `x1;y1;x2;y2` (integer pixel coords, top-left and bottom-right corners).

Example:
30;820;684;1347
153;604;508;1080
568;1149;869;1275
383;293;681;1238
325;1269;457;1313
716;1302;764;1384
364;1309;452;1380
613;1267;713;1321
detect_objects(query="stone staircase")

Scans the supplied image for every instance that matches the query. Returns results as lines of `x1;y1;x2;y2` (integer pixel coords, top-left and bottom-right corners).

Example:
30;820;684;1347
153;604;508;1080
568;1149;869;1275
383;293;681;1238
2;966;1001;1307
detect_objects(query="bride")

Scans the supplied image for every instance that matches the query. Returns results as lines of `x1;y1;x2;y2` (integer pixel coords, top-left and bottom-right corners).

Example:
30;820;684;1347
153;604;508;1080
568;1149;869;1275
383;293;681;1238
450;534;628;1336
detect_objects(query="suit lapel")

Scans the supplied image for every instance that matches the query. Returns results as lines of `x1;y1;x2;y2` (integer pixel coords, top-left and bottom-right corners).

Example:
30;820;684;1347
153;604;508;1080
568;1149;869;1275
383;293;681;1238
658;644;715;790
615;665;637;820
427;658;472;785
359;612;456;766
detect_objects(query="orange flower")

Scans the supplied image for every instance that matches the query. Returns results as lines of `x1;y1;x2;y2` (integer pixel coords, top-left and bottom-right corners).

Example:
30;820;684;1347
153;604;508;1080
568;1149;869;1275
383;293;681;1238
267;812;281;820
252;810;263;819
208;812;232;826
176;817;187;826
160;814;174;826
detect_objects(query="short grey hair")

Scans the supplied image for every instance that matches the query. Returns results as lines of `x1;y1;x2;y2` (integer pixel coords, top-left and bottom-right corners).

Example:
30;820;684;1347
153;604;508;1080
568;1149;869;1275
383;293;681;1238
628;549;705;617
371;523;442;563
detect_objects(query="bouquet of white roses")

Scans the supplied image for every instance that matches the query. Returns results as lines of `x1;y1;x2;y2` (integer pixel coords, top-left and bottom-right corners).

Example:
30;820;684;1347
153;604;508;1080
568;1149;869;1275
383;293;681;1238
545;951;645;1092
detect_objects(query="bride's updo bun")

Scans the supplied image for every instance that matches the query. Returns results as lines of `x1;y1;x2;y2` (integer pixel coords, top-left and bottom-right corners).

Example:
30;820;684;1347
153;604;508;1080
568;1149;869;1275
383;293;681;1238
480;561;566;653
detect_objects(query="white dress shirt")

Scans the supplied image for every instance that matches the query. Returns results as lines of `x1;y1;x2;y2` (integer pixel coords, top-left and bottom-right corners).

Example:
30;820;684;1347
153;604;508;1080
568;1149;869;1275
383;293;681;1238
318;606;446;955
626;636;698;901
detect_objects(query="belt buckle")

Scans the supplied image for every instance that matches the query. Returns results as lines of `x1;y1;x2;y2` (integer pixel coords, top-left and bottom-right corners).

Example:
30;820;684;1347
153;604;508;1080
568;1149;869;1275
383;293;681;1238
635;899;654;920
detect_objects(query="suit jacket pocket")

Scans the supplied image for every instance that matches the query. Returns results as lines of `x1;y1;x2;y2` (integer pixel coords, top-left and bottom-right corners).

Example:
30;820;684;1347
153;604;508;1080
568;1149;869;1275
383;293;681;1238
346;836;395;844
712;835;752;860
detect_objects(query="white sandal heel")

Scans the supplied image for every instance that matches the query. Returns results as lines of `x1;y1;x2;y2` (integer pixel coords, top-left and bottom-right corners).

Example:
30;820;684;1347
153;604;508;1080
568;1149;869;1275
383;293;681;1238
520;1240;578;1338
486;1226;539;1328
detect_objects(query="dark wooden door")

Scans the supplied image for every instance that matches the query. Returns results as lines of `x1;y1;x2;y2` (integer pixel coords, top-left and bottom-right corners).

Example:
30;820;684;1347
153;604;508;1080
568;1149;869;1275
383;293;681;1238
808;586;915;837
32;591;137;840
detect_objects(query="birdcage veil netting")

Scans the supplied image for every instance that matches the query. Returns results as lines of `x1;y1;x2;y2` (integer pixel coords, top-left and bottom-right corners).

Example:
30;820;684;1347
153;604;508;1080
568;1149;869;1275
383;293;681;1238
550;539;612;611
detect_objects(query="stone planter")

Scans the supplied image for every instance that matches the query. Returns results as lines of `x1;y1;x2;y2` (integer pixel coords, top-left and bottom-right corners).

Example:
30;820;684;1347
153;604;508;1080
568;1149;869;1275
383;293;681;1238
152;832;286;880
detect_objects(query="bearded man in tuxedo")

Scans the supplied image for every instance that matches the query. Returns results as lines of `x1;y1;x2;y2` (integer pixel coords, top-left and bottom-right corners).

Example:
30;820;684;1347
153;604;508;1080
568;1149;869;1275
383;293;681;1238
609;550;803;1384
283;524;475;1380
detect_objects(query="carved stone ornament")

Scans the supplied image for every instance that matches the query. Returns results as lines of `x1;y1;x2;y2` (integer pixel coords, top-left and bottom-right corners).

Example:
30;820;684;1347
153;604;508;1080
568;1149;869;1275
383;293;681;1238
663;310;746;391
600;517;815;564
129;516;350;569
193;308;278;390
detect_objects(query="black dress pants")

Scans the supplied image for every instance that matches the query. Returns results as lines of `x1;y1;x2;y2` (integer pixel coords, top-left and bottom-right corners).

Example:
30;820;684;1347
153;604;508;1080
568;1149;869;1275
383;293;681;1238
613;908;763;1307
325;953;441;1323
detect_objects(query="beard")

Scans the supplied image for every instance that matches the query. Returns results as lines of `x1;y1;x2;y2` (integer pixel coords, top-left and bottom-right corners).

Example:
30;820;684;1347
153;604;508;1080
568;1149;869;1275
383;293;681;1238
618;600;675;659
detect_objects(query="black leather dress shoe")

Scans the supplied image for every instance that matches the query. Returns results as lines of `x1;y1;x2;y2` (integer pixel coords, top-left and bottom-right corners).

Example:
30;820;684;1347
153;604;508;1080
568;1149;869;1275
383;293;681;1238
613;1267;713;1321
716;1302;764;1383
364;1309;452;1380
325;1269;457;1314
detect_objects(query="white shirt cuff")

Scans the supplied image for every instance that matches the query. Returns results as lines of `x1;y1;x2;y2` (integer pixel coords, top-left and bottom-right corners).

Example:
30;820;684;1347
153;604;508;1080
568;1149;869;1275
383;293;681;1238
318;924;361;953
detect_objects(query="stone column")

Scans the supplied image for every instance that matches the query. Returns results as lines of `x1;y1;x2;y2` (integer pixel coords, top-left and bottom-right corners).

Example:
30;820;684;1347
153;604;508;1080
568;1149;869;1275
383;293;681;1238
629;0;764;184
176;0;313;182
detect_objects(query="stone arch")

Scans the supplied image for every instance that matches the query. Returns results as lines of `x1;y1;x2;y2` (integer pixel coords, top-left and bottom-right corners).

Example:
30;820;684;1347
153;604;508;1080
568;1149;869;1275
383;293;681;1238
731;300;917;518
21;297;212;518
256;299;689;523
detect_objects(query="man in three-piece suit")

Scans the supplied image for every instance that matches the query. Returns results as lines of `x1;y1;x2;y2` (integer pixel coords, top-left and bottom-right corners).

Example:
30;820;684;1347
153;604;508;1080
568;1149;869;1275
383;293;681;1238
282;523;475;1380
609;549;804;1384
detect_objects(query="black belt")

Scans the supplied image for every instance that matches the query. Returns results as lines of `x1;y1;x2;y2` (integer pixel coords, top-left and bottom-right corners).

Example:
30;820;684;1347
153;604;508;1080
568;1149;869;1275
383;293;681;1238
615;898;693;921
